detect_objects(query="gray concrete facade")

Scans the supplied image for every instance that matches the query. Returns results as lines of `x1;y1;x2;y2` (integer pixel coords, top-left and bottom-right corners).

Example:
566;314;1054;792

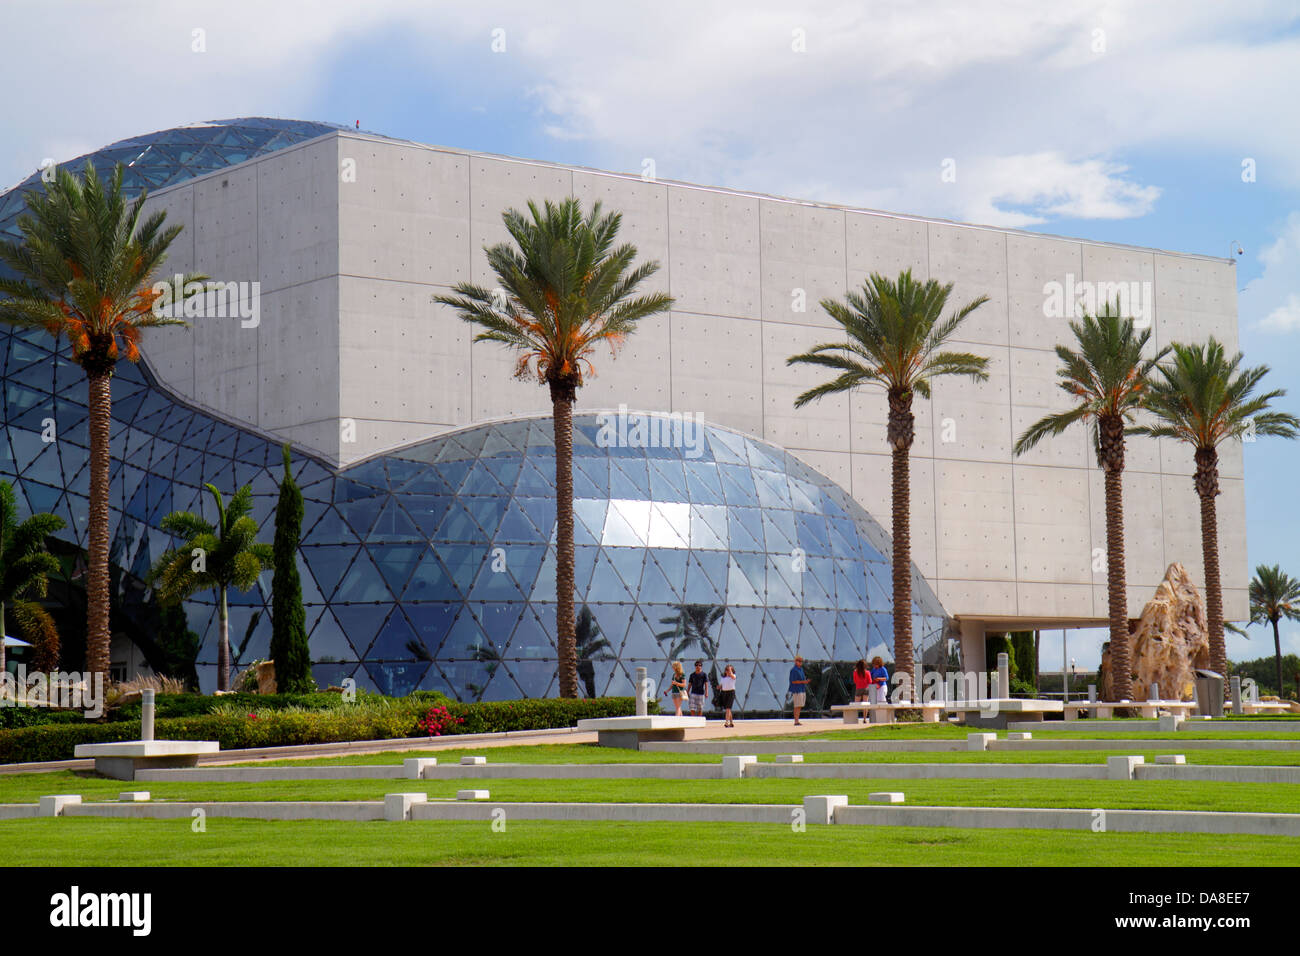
138;130;1246;629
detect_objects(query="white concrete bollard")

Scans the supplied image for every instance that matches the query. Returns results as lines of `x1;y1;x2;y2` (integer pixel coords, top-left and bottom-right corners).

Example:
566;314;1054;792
1154;754;1186;765
1157;714;1184;732
141;689;155;742
1087;684;1097;703
997;653;1009;701
869;792;905;804
118;792;150;802
460;756;487;766
1007;732;1032;741
39;795;82;817
967;732;997;752
721;755;757;778
1107;755;1145;780
456;790;490;801
404;758;438;779
802;795;848;824
636;666;648;717
383;793;427;821
775;754;804;764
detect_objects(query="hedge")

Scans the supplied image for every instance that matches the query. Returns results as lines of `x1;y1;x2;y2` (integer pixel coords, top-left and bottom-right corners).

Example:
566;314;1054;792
0;695;642;764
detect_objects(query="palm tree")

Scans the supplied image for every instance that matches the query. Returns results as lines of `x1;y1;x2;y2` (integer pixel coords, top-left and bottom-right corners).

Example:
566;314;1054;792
149;484;272;692
575;605;614;699
1015;304;1168;702
787;270;989;691
0;480;64;674
1249;565;1300;700
0;161;202;685
434;198;673;697
656;603;726;708
1130;339;1299;681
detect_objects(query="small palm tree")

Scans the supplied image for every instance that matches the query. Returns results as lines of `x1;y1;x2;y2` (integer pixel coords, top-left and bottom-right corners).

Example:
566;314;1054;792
435;198;673;697
0;481;64;674
0;161;202;685
1130;339;1299;680
1015;304;1168;702
787;270;989;691
1249;565;1300;699
149;484;272;692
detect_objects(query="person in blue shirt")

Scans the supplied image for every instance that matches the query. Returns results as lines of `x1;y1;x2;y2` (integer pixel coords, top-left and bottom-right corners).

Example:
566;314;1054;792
870;657;890;705
789;655;810;725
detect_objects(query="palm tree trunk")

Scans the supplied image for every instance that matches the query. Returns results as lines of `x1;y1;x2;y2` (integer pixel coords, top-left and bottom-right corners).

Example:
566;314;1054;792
1195;447;1227;685
217;585;230;692
887;388;915;697
1102;466;1131;702
551;381;578;698
1272;618;1284;700
86;371;113;685
0;600;6;676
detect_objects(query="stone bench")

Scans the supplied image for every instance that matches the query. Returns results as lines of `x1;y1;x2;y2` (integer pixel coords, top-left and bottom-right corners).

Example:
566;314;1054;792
830;702;945;724
1063;700;1197;719
946;699;1064;729
74;740;220;781
1233;701;1295;715
576;716;707;750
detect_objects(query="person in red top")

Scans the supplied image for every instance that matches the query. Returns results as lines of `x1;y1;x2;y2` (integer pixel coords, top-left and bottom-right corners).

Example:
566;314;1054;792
852;659;871;703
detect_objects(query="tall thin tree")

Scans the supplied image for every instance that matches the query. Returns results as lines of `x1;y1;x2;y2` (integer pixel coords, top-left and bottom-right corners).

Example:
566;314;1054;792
1249;565;1300;700
434;198;673;697
269;445;312;693
1015;304;1168;702
1130;339;1299;680
0;162;202;684
787;270;989;691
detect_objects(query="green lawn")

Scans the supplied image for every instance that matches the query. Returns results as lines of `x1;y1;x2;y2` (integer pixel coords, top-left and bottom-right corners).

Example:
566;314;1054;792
3;771;1299;813
233;742;1300;767
1;817;1297;866
789;725;1300;741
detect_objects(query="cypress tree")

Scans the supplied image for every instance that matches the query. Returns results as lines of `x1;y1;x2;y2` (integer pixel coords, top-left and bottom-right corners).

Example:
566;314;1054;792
269;444;312;692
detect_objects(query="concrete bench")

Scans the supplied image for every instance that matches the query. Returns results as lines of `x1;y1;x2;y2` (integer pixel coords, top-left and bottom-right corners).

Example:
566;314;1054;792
830;702;945;724
1064;700;1197;719
1237;701;1295;715
576;716;707;749
74;740;220;781
946;699;1064;729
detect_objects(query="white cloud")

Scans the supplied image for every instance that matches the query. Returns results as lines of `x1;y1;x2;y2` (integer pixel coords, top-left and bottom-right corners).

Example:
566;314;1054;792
1243;213;1300;334
1260;294;1300;332
2;0;1299;232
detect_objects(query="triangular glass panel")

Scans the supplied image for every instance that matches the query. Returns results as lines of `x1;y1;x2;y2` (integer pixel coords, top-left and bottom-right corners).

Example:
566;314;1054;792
334;548;394;604
368;543;426;596
402;549;457;602
403;603;459;658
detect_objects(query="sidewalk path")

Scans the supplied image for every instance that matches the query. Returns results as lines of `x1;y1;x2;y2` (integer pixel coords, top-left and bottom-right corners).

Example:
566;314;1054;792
0;718;848;774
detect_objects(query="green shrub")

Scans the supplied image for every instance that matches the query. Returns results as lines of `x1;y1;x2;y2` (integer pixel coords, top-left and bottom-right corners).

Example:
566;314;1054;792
0;695;639;763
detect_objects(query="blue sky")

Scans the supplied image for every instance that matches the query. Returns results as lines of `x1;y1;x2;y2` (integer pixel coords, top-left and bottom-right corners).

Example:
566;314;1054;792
3;0;1298;669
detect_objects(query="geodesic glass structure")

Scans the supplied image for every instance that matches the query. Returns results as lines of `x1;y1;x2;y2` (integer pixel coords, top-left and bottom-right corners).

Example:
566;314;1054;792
0;118;950;708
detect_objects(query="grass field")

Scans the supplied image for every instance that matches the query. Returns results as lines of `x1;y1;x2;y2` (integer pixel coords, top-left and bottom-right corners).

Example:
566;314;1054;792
3;816;1299;866
3;770;1299;813
5;722;1297;867
230;742;1300;768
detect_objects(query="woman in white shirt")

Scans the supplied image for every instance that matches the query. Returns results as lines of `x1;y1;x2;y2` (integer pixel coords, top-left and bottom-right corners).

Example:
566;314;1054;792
718;665;738;727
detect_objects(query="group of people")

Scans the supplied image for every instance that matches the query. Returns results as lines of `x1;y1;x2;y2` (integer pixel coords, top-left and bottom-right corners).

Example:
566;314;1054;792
665;660;738;726
663;655;889;726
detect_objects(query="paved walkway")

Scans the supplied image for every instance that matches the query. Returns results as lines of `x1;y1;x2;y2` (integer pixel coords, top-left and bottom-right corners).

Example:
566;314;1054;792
0;717;848;774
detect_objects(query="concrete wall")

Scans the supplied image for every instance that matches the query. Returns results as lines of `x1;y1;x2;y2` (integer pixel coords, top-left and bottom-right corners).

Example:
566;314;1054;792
138;131;1247;626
